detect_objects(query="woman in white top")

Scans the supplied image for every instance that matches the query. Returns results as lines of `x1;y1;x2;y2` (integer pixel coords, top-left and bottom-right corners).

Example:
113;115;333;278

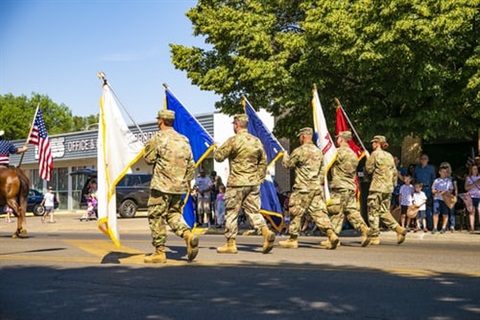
464;164;480;233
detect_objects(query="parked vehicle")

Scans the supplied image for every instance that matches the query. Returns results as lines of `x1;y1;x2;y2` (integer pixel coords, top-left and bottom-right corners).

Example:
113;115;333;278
70;170;152;218
28;189;59;216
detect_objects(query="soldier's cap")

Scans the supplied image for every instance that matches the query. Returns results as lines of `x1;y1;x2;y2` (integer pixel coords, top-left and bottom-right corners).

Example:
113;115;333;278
0;130;4;137
371;135;387;143
232;114;249;123
297;127;313;137
336;131;352;140
157;109;175;120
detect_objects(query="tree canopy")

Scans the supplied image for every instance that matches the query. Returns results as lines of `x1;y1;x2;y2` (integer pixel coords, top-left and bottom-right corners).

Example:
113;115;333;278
170;0;479;144
0;93;98;140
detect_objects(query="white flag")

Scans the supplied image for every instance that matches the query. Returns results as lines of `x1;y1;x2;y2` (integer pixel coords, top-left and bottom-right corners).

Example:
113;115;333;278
312;87;337;202
97;84;144;246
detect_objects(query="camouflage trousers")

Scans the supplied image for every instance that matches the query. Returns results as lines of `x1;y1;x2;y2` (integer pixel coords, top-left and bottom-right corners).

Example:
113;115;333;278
147;191;190;248
328;188;368;235
224;185;267;239
288;189;333;237
367;191;399;236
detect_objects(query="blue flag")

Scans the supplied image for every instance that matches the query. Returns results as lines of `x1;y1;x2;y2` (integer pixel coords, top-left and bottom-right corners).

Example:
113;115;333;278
243;99;284;232
165;88;214;228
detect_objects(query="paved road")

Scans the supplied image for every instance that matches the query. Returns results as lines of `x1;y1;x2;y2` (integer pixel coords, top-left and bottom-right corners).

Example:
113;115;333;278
1;212;479;320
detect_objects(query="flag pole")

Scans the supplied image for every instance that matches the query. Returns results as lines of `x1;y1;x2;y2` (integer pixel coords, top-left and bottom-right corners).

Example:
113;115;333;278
97;71;145;139
18;104;39;167
334;97;369;156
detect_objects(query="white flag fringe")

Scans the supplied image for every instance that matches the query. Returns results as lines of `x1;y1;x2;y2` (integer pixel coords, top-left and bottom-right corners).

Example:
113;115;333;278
97;84;145;246
312;87;337;203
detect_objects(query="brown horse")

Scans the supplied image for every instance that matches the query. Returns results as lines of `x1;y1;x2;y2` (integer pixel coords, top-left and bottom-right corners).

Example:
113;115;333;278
0;167;30;237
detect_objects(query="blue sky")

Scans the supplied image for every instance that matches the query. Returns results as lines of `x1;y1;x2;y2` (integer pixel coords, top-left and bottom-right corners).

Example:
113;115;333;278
0;0;218;124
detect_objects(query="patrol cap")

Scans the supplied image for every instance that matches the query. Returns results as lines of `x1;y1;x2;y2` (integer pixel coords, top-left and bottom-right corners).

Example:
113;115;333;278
157;109;175;120
336;131;352;141
297;127;313;137
371;135;387;143
0;130;4;137
233;114;249;123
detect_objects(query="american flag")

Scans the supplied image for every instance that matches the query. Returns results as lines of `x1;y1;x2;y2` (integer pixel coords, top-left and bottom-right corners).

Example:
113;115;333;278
29;108;53;181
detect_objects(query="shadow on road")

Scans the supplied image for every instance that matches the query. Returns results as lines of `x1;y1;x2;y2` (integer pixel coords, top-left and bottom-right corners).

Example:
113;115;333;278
1;261;479;320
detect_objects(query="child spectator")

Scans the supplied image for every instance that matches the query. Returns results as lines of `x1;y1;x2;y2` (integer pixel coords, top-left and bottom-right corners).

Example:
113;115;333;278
399;175;414;229
412;181;428;232
440;162;458;232
41;186;56;223
432;165;454;234
215;185;226;228
4;205;13;223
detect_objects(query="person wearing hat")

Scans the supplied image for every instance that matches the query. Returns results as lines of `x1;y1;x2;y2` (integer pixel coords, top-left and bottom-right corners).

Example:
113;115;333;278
323;131;373;248
0;130;28;167
365;135;407;245
279;127;340;250
143;109;199;263
214;113;275;254
40;186;56;223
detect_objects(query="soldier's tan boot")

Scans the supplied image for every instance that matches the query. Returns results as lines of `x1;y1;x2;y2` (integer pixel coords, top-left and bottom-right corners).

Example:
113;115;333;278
261;226;275;254
395;225;407;245
183;230;199;261
217;239;238;254
360;225;374;247
326;229;340;250
279;235;298;248
320;239;341;247
370;236;380;245
144;246;167;263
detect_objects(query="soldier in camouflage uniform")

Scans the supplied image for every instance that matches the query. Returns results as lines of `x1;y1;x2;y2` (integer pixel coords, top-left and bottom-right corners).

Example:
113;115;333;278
143;109;199;263
279;127;340;250
365;135;407;245
214;113;275;254
324;131;373;248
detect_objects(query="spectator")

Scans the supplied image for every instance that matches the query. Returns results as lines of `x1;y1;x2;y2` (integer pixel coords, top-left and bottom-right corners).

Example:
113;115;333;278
464;164;480;233
414;154;436;230
412;181;428;232
399;175;414;229
194;168;213;227
431;164;454;234
41;186;56;223
215;185;226;228
3;205;13;223
440;162;458;232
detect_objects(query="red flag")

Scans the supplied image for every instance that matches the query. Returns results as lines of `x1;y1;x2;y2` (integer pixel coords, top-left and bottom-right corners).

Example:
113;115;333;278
29;108;53;181
336;106;364;159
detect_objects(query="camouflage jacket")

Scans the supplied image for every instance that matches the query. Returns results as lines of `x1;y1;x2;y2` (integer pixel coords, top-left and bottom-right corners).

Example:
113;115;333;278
214;128;267;187
282;141;324;191
365;148;397;193
144;128;195;194
330;145;359;191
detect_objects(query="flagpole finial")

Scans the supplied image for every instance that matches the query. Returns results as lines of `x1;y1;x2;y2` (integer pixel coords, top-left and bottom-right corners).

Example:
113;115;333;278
162;83;168;89
334;97;341;107
313;83;317;90
241;94;246;100
97;71;107;85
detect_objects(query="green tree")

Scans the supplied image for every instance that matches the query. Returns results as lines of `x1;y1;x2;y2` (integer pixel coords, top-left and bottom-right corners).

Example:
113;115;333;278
171;0;479;144
0;93;98;140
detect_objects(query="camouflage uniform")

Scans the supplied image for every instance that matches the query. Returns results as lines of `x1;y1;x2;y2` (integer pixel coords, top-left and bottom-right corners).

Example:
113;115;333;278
365;142;399;236
144;124;195;248
282;134;333;237
328;144;369;234
214;126;268;239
